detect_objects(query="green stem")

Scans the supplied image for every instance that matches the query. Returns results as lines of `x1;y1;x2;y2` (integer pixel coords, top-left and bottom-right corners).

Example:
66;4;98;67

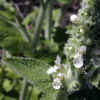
15;18;32;42
45;0;53;40
19;78;28;100
31;0;50;53
26;86;33;100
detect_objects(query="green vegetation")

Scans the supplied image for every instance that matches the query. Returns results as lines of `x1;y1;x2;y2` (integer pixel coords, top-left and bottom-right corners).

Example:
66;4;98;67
0;0;100;100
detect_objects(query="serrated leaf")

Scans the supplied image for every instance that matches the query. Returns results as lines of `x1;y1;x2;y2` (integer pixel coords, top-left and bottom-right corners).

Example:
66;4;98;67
4;58;58;100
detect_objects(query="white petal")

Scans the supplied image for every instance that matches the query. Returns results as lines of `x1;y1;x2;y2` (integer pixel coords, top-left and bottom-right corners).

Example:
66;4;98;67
47;67;56;74
54;65;60;70
52;84;61;90
57;73;64;77
55;55;61;65
73;54;83;68
52;78;62;90
70;14;78;22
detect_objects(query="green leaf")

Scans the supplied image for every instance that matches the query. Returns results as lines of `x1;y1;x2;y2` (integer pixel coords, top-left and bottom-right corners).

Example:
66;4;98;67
56;0;71;4
22;8;39;26
30;87;41;100
5;67;20;79
4;58;58;100
3;79;13;92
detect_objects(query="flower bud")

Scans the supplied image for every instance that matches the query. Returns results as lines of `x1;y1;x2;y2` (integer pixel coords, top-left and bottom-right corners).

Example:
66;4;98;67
70;14;79;23
55;55;61;65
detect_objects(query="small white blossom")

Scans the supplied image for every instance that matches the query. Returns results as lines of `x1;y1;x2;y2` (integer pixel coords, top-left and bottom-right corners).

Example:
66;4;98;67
52;78;62;90
70;14;78;22
57;73;64;79
55;55;61;65
57;73;63;77
73;53;83;68
80;28;84;33
54;65;60;70
47;67;56;75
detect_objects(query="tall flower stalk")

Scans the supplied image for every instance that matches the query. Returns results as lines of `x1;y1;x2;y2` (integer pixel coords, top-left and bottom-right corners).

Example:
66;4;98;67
47;0;94;94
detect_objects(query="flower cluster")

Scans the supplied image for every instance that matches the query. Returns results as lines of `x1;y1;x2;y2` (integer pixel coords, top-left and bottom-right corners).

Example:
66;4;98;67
47;55;64;90
47;0;94;93
47;55;61;75
52;78;62;90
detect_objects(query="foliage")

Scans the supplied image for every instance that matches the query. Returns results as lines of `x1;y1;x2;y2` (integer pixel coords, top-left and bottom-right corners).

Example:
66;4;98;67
57;0;72;4
47;0;100;98
0;0;100;100
0;56;59;100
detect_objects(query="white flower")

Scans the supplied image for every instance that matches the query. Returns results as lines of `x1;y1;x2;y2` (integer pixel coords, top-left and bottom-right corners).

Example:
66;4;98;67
73;53;83;68
47;67;56;75
70;14;78;22
80;28;84;33
52;78;62;90
55;55;61;65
